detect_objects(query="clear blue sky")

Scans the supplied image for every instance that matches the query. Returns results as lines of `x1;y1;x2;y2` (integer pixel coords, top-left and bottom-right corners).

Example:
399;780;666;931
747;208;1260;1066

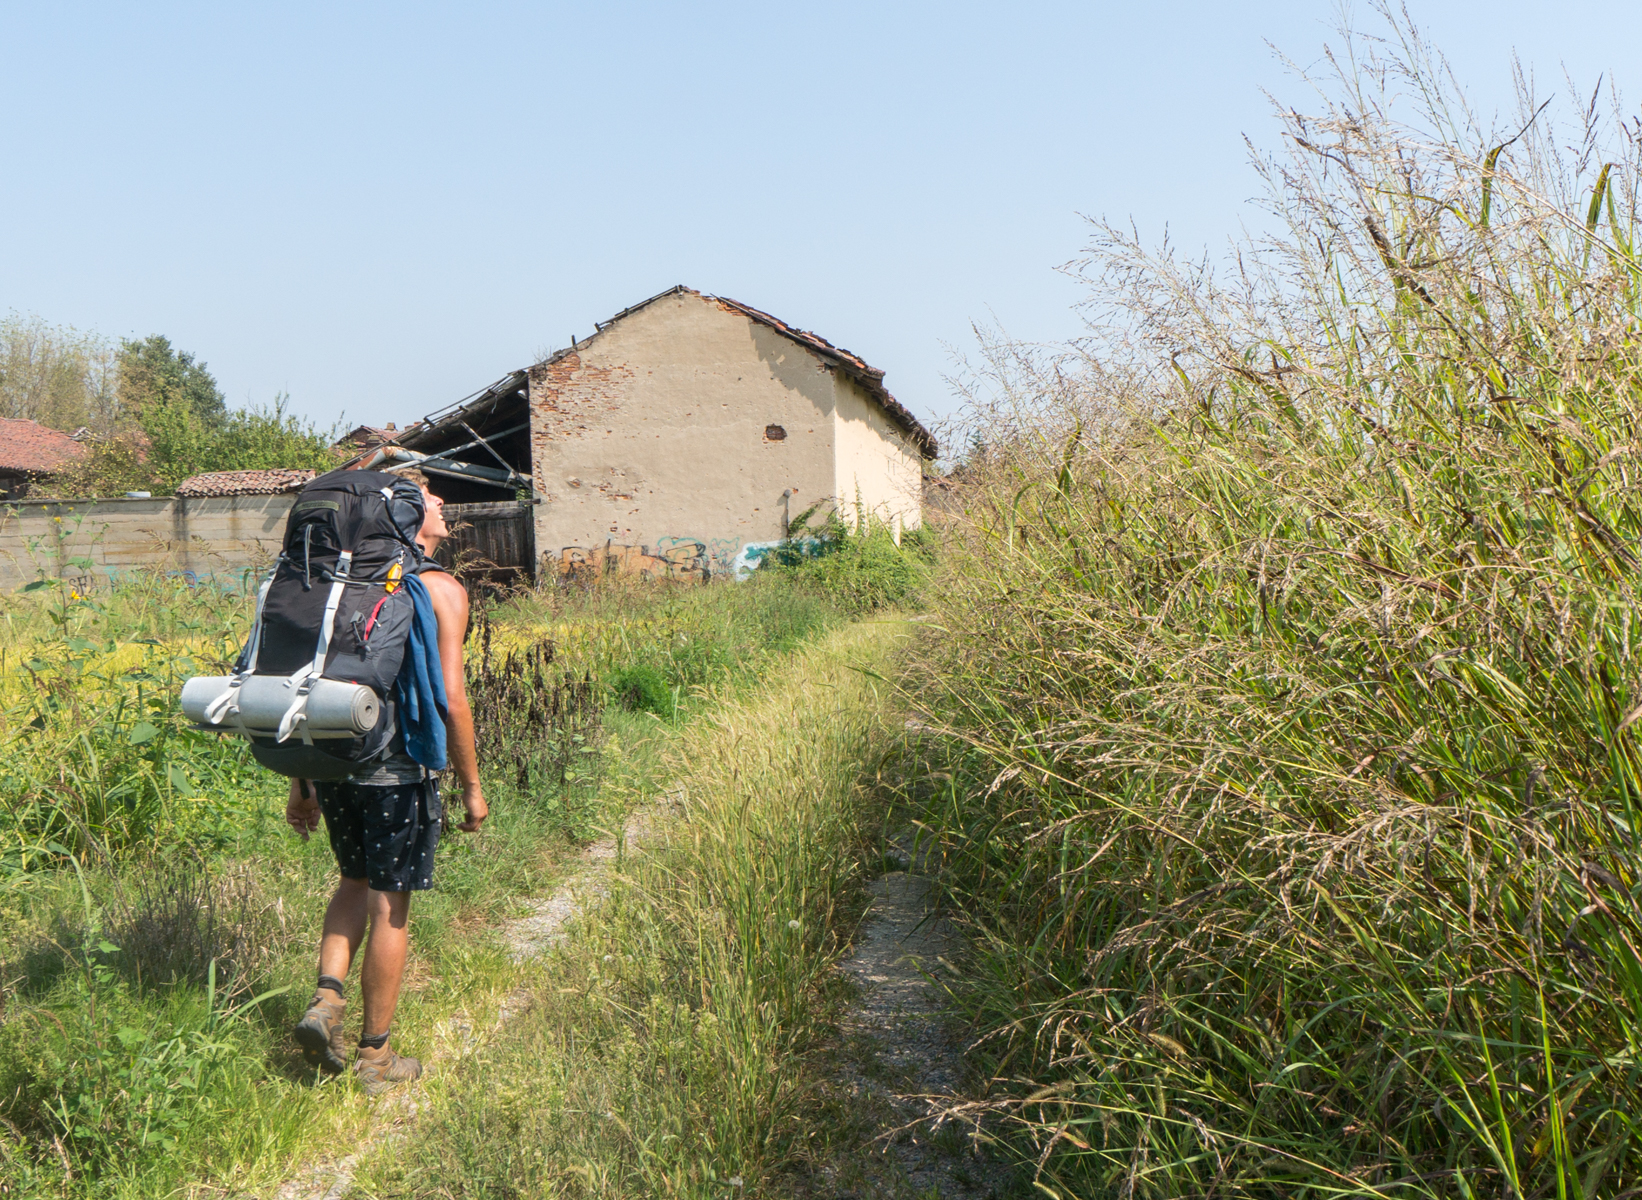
2;2;1637;441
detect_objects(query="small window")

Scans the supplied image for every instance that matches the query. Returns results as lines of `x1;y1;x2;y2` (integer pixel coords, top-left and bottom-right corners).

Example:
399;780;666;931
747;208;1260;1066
765;424;787;441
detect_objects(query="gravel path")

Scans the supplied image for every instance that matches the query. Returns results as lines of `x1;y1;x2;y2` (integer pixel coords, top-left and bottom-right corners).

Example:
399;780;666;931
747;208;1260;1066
813;853;1018;1199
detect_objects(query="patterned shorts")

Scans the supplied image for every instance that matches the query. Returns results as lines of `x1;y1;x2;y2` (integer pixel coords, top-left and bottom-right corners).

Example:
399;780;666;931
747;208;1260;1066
315;779;441;892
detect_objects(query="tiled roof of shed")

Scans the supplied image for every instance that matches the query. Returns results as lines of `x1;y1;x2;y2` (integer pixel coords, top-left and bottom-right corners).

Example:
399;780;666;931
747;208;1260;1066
175;469;316;497
335;424;420;449
0;418;87;474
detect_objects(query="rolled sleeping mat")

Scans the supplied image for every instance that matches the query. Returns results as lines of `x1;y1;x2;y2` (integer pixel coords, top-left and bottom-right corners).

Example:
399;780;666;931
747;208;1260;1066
181;675;380;739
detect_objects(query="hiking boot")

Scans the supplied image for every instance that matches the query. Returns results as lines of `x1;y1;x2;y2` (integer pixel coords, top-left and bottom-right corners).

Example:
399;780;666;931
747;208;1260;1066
293;989;349;1076
354;1044;423;1096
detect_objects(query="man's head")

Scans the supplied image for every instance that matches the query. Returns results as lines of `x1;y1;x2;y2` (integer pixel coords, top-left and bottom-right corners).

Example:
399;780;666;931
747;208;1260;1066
392;468;449;554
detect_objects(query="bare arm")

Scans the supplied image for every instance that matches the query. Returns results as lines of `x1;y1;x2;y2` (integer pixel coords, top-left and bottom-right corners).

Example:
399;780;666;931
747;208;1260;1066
424;571;485;831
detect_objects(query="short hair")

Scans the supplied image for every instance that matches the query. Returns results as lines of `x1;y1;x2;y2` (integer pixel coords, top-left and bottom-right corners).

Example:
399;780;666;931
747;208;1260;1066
391;466;432;490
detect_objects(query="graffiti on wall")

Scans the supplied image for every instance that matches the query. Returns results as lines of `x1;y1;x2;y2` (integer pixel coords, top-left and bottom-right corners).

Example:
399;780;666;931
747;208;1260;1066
555;539;709;583
730;540;783;580
550;534;812;584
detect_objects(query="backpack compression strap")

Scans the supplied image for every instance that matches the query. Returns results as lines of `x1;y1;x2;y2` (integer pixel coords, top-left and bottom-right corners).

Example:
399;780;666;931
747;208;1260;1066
203;565;278;727
277;550;354;745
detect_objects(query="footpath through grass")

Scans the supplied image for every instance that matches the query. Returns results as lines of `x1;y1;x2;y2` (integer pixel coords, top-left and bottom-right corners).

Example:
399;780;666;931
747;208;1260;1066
364;616;909;1198
0;562;910;1198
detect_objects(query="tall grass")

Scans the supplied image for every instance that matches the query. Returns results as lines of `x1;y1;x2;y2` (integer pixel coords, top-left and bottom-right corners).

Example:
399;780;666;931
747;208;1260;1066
912;13;1642;1197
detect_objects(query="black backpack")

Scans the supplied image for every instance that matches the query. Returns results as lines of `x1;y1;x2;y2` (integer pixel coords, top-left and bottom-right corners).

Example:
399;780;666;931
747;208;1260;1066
183;469;434;780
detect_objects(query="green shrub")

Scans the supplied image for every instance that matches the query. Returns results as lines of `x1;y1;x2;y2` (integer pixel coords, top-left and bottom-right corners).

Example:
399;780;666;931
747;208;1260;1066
605;662;673;716
761;512;933;613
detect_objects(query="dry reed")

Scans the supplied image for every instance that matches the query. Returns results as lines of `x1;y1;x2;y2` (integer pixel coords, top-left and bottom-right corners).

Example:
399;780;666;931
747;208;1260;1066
914;11;1642;1196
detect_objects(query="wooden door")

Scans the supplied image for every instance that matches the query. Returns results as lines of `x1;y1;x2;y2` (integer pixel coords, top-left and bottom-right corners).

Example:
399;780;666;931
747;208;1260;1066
434;501;534;588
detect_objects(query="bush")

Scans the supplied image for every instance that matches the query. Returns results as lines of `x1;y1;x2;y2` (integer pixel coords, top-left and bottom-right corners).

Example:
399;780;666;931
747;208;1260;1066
0;605;266;861
761;511;934;613
606;663;672;716
462;617;606;840
107;858;283;998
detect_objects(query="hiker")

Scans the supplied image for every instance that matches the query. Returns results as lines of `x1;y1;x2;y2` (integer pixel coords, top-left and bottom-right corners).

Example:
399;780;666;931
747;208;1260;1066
283;469;486;1094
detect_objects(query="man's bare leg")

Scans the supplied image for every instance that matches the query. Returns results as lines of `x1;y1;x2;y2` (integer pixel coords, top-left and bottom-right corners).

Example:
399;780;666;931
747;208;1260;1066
359;889;411;1039
352;889;421;1093
295;877;370;1074
318;877;370;982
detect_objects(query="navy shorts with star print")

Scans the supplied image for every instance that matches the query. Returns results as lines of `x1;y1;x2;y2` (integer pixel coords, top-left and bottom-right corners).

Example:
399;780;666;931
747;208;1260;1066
314;780;441;892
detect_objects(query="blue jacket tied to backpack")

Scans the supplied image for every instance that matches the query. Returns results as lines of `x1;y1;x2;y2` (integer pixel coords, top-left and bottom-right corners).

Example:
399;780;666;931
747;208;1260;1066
395;572;449;771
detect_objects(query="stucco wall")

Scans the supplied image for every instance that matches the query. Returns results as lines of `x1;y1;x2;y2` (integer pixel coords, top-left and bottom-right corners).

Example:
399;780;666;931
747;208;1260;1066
0;495;293;591
527;292;851;580
832;374;925;539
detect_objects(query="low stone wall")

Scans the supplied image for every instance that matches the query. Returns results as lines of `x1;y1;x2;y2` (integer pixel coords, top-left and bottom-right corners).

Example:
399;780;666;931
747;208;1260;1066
0;494;296;591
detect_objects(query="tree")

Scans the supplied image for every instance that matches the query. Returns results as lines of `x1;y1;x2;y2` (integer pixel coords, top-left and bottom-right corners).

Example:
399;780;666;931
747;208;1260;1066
0;313;119;432
10;322;344;497
116;335;227;426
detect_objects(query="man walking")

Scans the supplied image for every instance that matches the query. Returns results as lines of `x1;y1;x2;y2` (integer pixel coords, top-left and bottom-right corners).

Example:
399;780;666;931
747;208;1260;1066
284;471;486;1094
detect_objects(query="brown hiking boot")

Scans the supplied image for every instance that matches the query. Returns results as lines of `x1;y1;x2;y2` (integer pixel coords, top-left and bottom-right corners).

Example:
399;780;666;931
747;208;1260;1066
293;989;349;1076
354;1044;423;1096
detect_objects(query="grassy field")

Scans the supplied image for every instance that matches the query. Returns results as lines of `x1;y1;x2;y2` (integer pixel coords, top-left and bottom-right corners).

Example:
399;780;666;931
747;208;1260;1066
0;542;929;1197
899;21;1642;1199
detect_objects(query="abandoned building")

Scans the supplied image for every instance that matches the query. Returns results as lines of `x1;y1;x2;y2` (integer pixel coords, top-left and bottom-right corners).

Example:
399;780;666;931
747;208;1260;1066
355;286;937;583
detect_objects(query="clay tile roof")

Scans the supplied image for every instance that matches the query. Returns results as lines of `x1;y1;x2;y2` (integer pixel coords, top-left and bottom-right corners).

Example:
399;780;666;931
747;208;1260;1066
0;418;88;475
175;468;316;498
334;424;418;450
414;286;940;459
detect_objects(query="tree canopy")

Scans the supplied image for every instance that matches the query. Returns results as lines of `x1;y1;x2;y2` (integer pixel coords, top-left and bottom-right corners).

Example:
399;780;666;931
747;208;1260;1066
2;314;342;497
116;335;227;427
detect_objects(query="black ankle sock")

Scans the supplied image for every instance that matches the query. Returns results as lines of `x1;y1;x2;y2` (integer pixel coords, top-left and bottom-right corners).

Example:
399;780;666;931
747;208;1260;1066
359;1031;390;1050
317;974;346;998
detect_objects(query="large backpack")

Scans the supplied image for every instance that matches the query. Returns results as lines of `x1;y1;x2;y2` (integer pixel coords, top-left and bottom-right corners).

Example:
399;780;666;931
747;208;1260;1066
180;469;433;780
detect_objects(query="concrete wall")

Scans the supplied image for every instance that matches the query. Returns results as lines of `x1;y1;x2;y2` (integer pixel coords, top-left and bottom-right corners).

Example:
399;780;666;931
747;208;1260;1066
528;292;842;580
833;373;924;539
0;494;293;591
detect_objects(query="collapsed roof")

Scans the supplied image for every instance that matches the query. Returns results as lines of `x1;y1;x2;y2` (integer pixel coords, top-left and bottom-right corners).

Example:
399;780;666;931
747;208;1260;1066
406;285;936;462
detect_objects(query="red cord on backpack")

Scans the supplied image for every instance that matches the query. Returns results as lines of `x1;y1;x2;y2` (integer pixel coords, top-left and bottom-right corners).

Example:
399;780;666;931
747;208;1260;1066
362;595;390;642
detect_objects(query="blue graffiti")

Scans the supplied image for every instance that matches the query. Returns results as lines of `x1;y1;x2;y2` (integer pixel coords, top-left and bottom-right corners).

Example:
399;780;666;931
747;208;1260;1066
730;540;783;580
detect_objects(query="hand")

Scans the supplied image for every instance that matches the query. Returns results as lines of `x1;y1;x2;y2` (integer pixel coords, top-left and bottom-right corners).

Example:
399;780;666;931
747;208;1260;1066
455;781;487;833
287;778;321;841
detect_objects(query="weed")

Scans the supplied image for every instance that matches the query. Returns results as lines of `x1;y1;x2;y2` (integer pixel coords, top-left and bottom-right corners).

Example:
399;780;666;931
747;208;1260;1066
106;857;284;998
464;613;604;839
762;509;935;614
607;662;673;716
